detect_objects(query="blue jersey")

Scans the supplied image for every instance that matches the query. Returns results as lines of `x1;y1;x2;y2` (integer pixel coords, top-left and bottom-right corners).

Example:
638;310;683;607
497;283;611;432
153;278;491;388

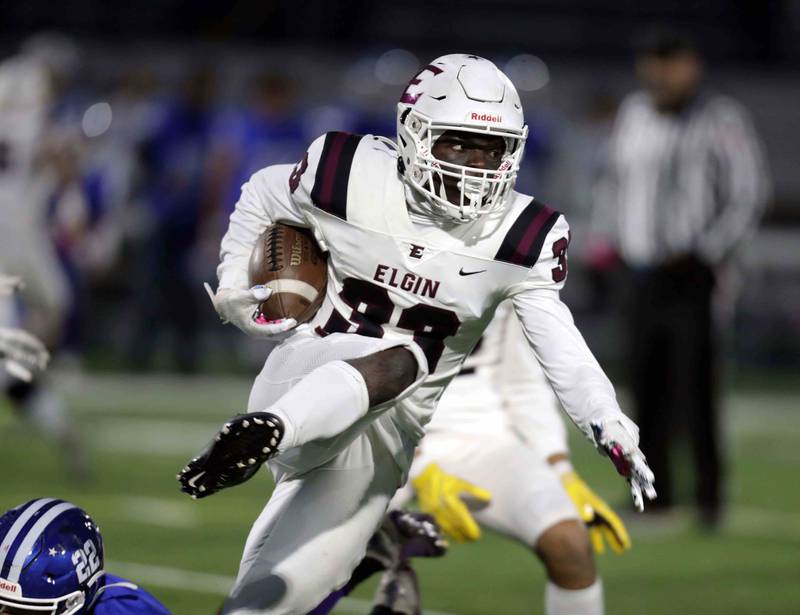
145;100;212;227
211;105;308;214
91;574;171;615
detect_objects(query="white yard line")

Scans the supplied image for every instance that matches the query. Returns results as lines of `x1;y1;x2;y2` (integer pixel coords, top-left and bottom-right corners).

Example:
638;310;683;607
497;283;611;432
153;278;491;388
57;373;251;417
93;420;218;456
64;373;800;417
67;375;799;614
729;506;800;540
115;496;200;529
107;560;233;594
107;560;459;615
623;505;800;541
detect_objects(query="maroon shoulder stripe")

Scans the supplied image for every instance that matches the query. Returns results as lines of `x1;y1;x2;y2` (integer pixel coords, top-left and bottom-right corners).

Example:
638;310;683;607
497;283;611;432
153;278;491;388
494;198;561;267
311;132;362;220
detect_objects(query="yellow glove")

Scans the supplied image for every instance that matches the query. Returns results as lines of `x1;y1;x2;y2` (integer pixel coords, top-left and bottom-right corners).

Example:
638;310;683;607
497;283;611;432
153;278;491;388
561;470;631;554
411;463;492;543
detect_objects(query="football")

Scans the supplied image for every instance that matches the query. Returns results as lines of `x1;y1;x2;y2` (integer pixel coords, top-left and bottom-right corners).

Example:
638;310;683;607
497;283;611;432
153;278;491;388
247;223;327;323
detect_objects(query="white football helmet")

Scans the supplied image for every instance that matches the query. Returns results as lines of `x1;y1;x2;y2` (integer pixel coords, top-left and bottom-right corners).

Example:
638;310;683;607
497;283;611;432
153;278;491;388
397;54;528;222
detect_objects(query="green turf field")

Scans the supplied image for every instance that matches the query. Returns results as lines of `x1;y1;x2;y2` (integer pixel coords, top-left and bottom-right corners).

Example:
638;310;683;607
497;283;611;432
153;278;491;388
2;373;799;614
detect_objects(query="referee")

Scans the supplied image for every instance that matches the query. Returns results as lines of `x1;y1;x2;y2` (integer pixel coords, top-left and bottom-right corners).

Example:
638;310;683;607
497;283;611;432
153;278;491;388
593;29;770;527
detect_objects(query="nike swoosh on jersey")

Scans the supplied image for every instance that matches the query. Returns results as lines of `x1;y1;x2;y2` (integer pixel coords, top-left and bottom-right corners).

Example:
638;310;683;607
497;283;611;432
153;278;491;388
458;268;487;276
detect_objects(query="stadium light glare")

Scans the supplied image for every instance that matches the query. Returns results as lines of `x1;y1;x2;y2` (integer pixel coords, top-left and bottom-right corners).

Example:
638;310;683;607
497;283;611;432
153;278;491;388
505;54;550;92
375;49;420;86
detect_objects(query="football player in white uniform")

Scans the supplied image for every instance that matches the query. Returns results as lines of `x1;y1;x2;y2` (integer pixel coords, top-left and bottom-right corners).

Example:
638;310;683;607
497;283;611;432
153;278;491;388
0;269;80;477
0;275;50;382
181;54;655;614
0;36;76;341
0;37;86;479
383;300;631;614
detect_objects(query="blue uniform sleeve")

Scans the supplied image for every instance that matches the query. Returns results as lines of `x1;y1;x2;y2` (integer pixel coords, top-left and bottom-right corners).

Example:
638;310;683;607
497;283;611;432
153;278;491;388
91;575;172;615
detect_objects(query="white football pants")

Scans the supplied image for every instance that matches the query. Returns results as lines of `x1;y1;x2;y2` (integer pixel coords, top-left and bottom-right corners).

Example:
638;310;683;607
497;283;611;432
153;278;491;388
222;331;427;615
0;223;71;318
392;430;579;546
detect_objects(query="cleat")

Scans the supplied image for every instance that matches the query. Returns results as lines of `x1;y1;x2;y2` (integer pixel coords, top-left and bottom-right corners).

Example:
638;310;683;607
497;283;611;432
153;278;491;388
178;412;285;499
186;471;206;489
199;485;206;492
191;495;197;500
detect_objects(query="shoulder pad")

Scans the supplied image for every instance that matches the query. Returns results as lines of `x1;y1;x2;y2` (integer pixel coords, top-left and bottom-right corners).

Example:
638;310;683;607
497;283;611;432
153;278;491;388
494;198;561;267
309;131;364;220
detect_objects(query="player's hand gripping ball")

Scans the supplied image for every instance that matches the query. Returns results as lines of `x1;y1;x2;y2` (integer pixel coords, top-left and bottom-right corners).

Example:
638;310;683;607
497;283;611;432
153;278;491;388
248;223;327;324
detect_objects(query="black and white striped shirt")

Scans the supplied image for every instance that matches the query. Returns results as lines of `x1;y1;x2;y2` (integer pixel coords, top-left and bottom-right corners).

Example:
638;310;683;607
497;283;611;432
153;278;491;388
594;91;770;267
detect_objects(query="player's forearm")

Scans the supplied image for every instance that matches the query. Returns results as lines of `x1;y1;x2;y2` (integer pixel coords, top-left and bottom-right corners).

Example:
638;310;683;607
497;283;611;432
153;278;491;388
218;196;270;289
512;290;623;440
217;165;301;290
492;277;570;458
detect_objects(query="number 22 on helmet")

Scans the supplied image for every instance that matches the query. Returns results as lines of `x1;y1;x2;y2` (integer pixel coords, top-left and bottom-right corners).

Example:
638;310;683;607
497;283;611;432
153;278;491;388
0;499;104;615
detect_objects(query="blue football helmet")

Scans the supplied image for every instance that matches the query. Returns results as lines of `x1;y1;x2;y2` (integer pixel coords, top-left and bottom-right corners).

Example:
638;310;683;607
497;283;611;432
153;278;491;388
0;499;105;614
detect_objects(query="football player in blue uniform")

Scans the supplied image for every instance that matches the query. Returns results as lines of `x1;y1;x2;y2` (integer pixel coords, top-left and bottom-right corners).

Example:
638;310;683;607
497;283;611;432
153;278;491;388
0;499;170;614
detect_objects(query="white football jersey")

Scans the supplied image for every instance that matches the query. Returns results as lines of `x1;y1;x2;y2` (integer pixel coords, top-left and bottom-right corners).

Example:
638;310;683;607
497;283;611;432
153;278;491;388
426;300;568;459
219;132;623;440
0;56;52;227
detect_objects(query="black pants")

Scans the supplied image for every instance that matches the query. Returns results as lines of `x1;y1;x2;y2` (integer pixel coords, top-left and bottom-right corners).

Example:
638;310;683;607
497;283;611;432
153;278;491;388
128;219;200;372
626;258;721;515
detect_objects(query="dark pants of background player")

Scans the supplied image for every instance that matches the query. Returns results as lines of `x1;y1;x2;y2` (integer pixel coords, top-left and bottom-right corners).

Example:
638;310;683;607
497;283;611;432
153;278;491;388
127;219;200;373
625;257;722;525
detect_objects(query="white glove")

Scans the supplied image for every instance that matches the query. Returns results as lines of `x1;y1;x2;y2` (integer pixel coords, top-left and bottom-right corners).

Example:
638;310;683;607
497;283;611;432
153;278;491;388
0;326;50;382
0;275;23;296
590;415;657;512
203;283;298;339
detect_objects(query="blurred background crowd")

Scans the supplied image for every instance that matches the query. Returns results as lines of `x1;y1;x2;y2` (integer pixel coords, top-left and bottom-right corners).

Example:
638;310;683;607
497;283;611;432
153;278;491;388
2;1;798;377
2;1;799;612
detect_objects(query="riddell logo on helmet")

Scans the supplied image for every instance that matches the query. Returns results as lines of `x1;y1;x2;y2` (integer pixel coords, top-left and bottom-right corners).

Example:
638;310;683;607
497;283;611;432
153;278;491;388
0;579;21;595
470;112;502;123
